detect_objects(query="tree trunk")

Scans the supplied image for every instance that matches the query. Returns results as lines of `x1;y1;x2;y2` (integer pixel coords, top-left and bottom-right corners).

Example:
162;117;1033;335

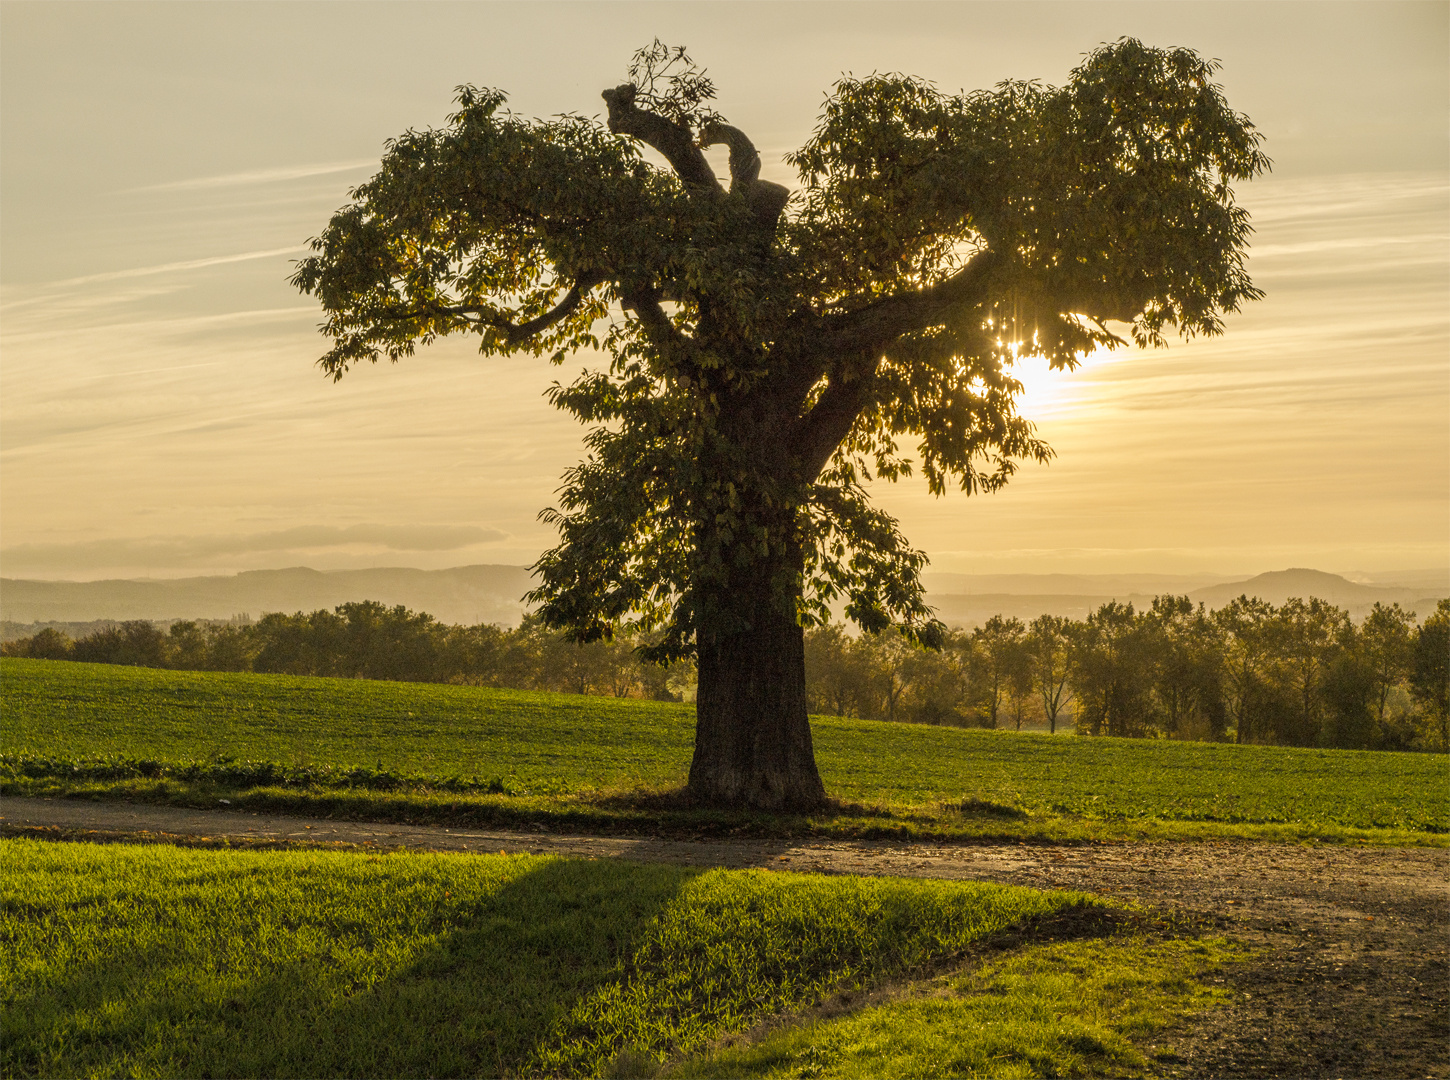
688;546;826;810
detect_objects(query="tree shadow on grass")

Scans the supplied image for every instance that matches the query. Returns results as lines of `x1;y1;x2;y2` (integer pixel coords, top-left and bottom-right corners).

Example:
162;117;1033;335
243;856;707;1078
7;845;1108;1079
4;855;701;1079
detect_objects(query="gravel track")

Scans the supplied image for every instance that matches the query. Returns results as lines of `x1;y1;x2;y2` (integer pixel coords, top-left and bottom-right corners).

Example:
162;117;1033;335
3;795;1445;1079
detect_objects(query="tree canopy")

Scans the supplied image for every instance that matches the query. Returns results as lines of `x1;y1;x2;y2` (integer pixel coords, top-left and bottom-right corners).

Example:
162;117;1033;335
293;39;1268;806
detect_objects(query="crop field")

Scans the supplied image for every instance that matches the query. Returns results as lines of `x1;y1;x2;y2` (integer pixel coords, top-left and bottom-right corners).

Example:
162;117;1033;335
2;838;1241;1079
3;659;1446;842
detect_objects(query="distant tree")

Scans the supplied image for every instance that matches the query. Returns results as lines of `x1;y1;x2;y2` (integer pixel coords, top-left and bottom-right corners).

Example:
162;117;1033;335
1320;631;1377;750
8;627;73;661
972;615;1027;729
592;635;647;698
293;39;1267;808
1276;597;1348;746
252;609;346;677
167;621;211;671
1027;615;1074;734
70;621;168;668
1360;602;1417;728
494;614;553;688
329;601;447;682
634;633;691;701
804;624;871;718
205;624;257;673
1070;602;1154;737
1143;595;1225;740
438;622;511;686
905;628;978;727
1005;637;1036;732
549;637;612;696
1410;599;1450;750
509;615;606;695
853;628;923;723
1215;596;1280;745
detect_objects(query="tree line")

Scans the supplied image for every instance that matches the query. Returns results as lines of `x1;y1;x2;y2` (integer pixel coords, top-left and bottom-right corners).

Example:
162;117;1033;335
5;595;1446;752
806;596;1448;752
0;602;692;702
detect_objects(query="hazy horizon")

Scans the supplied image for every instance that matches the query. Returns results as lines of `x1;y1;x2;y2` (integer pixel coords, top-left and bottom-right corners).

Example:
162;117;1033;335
4;561;1445;593
5;563;1445;638
3;2;1447;581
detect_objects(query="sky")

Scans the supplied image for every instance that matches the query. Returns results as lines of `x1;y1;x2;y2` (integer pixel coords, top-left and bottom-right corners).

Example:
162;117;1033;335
1;1;1446;582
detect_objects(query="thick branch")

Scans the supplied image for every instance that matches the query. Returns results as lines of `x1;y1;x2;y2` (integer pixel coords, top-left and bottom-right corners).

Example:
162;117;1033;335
699;121;760;191
788;355;880;480
385;271;605;347
786;250;1004;478
820;249;1004;358
503;274;603;344
621;286;699;358
601;84;722;194
700;120;791;231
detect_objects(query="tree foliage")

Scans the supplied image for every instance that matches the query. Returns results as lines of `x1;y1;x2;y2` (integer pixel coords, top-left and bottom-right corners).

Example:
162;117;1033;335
290;39;1269;660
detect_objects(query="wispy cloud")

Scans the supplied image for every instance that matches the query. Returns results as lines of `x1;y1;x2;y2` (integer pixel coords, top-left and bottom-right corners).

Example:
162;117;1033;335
49;247;306;288
1;525;510;574
1248;234;1446;259
128;160;375;193
1241;172;1449;224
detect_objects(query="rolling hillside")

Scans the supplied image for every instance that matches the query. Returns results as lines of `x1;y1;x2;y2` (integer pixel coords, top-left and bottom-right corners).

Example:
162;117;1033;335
0;564;534;626
930;568;1445;627
1189;568;1446;619
3;564;1442;631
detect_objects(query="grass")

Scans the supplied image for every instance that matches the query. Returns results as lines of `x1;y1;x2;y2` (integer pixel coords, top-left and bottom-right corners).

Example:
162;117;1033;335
675;936;1246;1079
3;658;1446;843
2;838;1094;1079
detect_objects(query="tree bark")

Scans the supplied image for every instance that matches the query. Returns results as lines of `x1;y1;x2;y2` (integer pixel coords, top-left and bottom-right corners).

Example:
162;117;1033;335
688;544;827;810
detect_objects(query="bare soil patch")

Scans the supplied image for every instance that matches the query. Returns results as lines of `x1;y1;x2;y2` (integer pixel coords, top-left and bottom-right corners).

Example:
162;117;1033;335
3;795;1445;1079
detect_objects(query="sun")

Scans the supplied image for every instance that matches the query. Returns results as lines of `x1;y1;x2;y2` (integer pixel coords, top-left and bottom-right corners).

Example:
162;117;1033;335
1002;342;1110;419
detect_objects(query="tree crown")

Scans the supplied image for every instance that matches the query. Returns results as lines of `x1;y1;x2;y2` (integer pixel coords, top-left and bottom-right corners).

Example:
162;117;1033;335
293;39;1267;659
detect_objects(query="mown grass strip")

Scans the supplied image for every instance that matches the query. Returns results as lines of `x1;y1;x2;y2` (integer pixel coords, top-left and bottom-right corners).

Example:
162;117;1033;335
675;936;1248;1079
3;659;1446;841
1;839;1086;1079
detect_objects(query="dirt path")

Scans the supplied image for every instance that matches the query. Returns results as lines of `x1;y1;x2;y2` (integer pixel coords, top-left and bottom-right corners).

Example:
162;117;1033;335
3;795;1446;1079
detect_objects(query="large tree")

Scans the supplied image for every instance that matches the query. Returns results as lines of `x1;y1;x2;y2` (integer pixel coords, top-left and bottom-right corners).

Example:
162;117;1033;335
293;39;1266;808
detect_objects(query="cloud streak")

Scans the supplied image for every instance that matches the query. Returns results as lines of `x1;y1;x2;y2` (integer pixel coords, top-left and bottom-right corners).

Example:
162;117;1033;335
2;524;510;574
129;160;376;193
50;247;306;288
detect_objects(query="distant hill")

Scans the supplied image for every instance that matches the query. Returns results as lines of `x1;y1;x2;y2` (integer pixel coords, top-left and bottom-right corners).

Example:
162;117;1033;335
0;565;535;627
1189;568;1445;619
927;568;1447;629
921;571;1236;596
4;563;1443;632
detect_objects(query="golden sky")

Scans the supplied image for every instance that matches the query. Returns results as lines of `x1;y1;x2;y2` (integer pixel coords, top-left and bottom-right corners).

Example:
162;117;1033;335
1;1;1446;580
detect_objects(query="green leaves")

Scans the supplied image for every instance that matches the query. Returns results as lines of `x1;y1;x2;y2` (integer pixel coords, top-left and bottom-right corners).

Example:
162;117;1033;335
296;40;1267;656
788;38;1267;342
291;86;672;379
625;39;723;131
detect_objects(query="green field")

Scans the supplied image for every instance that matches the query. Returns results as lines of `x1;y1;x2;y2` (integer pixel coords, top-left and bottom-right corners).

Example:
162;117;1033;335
3;658;1446;842
3;839;1099;1077
678;935;1243;1079
3;838;1239;1079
